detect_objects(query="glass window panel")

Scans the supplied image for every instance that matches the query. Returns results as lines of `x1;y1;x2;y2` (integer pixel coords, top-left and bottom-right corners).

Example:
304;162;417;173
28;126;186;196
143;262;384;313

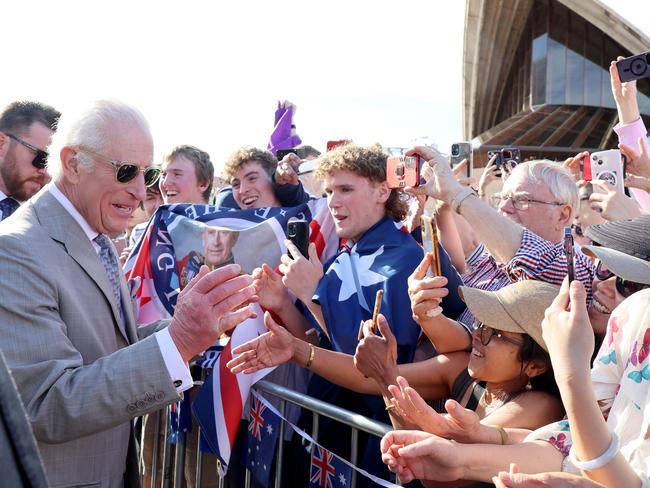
532;34;548;106
566;13;585;105
547;37;566;104
584;24;602;107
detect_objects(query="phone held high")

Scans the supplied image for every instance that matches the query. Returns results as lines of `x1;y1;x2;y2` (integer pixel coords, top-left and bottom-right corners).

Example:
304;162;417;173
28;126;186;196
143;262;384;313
287;220;309;259
421;215;441;277
450;142;472;179
564;227;575;283
386;155;421;189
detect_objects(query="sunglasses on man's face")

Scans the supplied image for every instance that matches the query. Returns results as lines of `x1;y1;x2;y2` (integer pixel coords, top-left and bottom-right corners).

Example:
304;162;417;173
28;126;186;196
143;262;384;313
6;134;48;169
77;146;161;187
595;261;649;298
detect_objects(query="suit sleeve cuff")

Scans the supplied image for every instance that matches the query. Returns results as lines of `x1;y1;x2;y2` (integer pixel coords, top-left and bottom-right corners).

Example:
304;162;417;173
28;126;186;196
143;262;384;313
154;329;193;393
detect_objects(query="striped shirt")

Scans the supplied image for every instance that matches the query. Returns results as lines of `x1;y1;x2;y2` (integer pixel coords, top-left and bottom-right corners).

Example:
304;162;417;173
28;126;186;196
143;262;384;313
457;228;594;328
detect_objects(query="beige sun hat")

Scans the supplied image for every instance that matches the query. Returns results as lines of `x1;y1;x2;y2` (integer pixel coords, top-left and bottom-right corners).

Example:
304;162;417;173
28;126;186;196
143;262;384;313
581;245;650;285
458;281;560;351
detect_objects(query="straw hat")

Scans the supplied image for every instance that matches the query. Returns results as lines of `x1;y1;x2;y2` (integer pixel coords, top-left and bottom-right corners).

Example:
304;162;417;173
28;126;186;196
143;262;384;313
459;281;560;351
581;245;650;285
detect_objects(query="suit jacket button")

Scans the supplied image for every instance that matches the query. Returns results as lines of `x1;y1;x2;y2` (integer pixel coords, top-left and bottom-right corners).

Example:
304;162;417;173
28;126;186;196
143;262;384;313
127;404;137;414
156;391;165;401
136;400;146;409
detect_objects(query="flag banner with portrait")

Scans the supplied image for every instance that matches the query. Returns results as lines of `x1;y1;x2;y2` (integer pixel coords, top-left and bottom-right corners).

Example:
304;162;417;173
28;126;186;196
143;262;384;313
123;199;338;475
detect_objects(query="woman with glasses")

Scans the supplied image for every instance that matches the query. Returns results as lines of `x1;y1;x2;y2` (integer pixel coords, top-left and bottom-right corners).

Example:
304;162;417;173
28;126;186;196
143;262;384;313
228;280;565;437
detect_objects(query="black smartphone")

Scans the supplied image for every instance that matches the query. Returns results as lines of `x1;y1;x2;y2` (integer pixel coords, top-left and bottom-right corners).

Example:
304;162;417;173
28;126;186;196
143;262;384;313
564;227;575;282
287;220;309;259
277;148;302;161
617;51;650;83
500;148;521;172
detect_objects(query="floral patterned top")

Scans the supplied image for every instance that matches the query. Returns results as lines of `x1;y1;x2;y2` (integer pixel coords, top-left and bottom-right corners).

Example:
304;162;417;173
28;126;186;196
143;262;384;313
527;288;650;483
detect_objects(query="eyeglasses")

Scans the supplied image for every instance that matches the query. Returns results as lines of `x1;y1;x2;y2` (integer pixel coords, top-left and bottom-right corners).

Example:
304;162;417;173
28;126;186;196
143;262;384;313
474;321;525;347
6;134;48;169
77;146;161;187
490;193;563;211
595;261;648;298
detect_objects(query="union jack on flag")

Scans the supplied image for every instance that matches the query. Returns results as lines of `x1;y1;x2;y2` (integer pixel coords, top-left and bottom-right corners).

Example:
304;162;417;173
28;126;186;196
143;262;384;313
248;396;266;442
310;445;352;488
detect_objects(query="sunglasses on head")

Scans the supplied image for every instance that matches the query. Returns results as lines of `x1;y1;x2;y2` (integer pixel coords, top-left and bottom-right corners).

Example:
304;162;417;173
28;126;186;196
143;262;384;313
595;261;648;298
6;133;48;169
77;146;161;187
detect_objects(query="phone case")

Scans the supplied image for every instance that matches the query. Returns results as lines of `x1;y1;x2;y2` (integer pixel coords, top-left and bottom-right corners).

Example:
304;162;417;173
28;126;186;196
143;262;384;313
450;142;472;179
386;155;420;189
287;220;309;259
590;150;625;194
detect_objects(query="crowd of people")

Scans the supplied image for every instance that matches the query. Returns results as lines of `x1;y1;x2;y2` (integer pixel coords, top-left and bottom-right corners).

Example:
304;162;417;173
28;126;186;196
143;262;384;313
0;56;648;488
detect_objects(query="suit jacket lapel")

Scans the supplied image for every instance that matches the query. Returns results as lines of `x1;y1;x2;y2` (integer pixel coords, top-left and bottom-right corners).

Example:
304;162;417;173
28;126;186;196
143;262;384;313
33;191;130;344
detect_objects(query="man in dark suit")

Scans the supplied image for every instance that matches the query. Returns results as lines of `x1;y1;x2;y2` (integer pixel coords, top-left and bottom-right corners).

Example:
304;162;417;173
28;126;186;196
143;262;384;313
0;99;258;487
0;348;47;487
0;101;60;221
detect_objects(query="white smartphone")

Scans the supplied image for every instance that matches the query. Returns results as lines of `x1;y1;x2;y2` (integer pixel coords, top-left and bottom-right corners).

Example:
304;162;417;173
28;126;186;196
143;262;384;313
589;150;625;194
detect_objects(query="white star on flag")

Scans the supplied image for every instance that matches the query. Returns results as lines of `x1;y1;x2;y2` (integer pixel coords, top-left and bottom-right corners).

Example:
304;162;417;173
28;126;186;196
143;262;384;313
331;246;385;310
266;424;274;435
339;472;347;485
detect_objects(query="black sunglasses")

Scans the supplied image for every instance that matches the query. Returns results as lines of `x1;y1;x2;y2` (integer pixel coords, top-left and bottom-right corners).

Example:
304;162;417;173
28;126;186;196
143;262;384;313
77;146;161;187
6;133;48;169
595;261;648;298
473;321;525;347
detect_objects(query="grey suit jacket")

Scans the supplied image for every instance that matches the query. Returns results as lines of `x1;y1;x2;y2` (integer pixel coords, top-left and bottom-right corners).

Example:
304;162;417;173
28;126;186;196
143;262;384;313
0;189;180;487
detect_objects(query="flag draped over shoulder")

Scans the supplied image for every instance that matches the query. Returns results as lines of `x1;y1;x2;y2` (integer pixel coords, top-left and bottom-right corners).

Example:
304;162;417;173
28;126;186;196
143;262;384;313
313;217;424;363
123;199;338;475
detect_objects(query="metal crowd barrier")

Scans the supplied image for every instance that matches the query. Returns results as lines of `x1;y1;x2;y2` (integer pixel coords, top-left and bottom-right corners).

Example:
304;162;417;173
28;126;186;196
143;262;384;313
142;380;399;488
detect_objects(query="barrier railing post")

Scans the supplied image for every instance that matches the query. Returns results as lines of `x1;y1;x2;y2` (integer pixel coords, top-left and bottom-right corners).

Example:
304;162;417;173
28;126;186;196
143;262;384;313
151;410;162;488
350;427;358;487
274;400;286;487
173;432;186;488
161;406;173;488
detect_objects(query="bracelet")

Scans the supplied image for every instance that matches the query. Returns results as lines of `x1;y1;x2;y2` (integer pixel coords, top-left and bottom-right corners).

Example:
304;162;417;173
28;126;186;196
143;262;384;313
451;187;476;213
494;425;508;445
305;343;315;368
568;432;619;472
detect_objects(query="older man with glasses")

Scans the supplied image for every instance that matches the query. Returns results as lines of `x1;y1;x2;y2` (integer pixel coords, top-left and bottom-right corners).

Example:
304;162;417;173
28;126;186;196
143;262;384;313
405;146;595;352
0;100;60;221
0;99;259;487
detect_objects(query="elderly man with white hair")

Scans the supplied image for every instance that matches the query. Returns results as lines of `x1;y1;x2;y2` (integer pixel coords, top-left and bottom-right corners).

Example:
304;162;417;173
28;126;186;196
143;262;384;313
0;99;258;487
405;146;595;352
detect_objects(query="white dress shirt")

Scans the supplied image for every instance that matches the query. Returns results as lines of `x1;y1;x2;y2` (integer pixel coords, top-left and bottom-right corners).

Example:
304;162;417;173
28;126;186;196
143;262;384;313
48;183;192;392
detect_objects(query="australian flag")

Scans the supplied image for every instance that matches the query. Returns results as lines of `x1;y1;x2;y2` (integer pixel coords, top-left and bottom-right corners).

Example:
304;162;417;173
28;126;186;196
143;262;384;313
310;446;352;488
242;394;281;486
313;217;424;363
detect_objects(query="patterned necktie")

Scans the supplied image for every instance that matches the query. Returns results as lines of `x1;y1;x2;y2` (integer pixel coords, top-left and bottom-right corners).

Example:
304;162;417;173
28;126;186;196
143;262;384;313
0;197;19;220
94;234;123;322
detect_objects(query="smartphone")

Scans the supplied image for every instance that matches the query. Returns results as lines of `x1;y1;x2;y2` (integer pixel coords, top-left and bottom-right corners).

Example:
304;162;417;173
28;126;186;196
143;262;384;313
487;150;502;169
616;51;650;83
421;215;441;277
500;148;520;172
326;140;351;151
580;152;592;181
564;227;575;282
276;148;297;161
287;220;309;259
590;150;626;194
450;142;472;179
386;155;421;189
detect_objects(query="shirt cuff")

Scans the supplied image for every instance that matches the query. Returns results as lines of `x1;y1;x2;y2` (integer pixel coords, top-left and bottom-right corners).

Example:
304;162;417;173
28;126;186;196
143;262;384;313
154;329;193;393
